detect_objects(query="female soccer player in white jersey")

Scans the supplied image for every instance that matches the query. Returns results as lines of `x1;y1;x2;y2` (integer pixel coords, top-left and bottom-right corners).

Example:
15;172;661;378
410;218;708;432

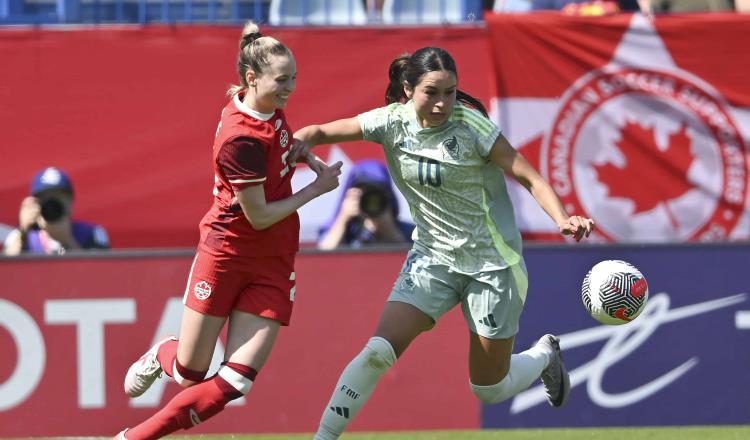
115;22;342;439
293;47;595;439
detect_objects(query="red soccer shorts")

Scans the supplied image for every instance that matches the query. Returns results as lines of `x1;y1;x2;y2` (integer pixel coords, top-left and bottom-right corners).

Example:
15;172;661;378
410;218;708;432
182;250;296;325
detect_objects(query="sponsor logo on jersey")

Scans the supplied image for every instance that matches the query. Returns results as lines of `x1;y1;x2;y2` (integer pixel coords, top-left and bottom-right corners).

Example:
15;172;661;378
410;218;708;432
280;129;289;149
274;118;282;131
194;281;212;300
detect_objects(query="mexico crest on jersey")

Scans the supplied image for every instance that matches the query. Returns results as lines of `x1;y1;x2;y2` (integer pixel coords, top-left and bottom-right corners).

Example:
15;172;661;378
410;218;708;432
442;135;460;160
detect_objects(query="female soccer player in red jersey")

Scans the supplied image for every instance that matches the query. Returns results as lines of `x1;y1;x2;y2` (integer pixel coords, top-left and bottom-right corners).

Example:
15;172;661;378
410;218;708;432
115;21;342;439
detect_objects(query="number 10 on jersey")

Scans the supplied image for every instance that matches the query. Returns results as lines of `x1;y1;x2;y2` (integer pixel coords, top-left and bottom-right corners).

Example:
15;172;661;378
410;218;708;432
418;157;441;187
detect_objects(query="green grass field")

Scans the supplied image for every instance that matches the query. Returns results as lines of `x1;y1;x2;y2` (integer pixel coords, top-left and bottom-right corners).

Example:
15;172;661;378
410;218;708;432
187;426;750;440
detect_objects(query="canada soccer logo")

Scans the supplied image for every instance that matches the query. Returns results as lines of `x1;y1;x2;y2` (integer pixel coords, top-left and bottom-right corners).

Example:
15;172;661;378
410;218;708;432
538;21;748;242
193;281;212;300
542;68;747;242
280;129;289;149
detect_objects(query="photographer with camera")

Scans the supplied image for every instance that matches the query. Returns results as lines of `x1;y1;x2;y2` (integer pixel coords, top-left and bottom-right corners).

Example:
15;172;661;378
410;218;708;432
318;160;414;250
3;167;109;255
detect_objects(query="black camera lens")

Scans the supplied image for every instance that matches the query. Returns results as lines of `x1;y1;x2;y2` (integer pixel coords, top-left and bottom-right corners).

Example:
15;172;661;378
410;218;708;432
359;185;389;218
40;198;66;223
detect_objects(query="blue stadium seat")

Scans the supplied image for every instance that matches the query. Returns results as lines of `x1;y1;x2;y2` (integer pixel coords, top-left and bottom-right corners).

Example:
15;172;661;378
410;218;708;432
269;0;368;25
0;0;270;24
381;0;481;24
493;0;532;12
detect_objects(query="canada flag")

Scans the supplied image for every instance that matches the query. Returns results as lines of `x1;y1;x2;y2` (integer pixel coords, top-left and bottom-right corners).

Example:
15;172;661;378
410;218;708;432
486;13;750;243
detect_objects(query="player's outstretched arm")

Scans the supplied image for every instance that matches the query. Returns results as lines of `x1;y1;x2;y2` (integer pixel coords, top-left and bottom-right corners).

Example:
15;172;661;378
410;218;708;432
293;117;364;150
487;134;594;241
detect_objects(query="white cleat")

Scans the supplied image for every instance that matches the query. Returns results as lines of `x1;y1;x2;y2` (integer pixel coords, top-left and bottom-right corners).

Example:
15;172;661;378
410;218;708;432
123;335;177;398
536;334;570;408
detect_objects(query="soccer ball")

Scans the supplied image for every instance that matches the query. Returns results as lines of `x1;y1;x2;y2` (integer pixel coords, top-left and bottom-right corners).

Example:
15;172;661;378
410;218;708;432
581;260;649;325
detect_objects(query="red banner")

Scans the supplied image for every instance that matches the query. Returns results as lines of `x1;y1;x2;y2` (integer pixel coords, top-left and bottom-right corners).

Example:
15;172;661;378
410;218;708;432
0;251;476;436
3;19;745;248
486;13;750;243
0;26;492;248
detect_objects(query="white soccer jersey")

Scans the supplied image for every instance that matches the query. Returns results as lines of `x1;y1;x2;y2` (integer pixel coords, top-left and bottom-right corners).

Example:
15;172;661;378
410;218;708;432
358;101;524;273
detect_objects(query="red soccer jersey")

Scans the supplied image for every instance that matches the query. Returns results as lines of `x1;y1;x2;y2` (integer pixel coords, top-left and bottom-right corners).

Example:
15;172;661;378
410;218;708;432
198;93;299;257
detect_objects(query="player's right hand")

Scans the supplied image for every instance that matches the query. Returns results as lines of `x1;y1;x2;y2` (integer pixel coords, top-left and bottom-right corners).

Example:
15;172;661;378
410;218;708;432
558;215;595;242
312;161;343;195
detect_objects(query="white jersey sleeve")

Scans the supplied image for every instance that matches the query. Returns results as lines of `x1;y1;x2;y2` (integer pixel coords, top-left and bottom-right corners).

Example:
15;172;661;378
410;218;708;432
358;103;403;145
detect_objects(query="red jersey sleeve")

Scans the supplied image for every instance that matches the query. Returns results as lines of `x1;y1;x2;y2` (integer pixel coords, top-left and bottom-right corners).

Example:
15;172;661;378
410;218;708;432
218;136;268;192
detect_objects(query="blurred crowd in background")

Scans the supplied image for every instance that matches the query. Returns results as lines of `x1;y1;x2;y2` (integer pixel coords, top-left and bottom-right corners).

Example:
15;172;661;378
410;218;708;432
1;0;747;25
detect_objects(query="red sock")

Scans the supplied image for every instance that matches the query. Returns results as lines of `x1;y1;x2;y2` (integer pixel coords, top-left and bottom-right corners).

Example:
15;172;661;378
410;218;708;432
125;374;241;439
156;339;178;377
124;363;257;440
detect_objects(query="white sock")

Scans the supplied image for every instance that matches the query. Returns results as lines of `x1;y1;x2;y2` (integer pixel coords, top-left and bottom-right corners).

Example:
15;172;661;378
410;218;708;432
470;345;550;404
314;337;396;440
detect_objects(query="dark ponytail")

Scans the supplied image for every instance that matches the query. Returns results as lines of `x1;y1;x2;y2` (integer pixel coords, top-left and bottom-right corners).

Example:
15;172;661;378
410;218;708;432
385;54;410;105
387;47;489;118
457;91;488;118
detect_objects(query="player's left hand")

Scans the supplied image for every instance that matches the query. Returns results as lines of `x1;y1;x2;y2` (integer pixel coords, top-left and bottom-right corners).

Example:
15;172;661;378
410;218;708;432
558;215;595;242
304;153;328;175
288;138;311;164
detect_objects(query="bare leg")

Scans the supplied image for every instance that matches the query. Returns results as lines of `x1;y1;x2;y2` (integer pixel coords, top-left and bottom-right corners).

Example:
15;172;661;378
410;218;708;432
223;309;280;369
374;301;434;357
172;307;226;386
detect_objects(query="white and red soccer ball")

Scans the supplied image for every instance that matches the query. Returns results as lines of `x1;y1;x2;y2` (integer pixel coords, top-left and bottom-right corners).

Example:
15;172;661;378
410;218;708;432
582;260;649;325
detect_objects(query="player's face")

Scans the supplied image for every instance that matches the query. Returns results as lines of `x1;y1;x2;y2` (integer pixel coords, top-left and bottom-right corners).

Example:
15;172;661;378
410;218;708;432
253;54;297;113
408;70;457;128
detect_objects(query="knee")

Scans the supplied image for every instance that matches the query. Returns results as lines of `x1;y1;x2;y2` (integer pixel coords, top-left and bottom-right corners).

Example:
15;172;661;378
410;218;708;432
363;337;397;372
470;377;510;404
173;360;208;388
216;362;258;399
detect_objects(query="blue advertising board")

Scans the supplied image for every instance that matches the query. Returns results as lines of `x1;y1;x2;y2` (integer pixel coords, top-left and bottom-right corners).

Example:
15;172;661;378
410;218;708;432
482;243;750;427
